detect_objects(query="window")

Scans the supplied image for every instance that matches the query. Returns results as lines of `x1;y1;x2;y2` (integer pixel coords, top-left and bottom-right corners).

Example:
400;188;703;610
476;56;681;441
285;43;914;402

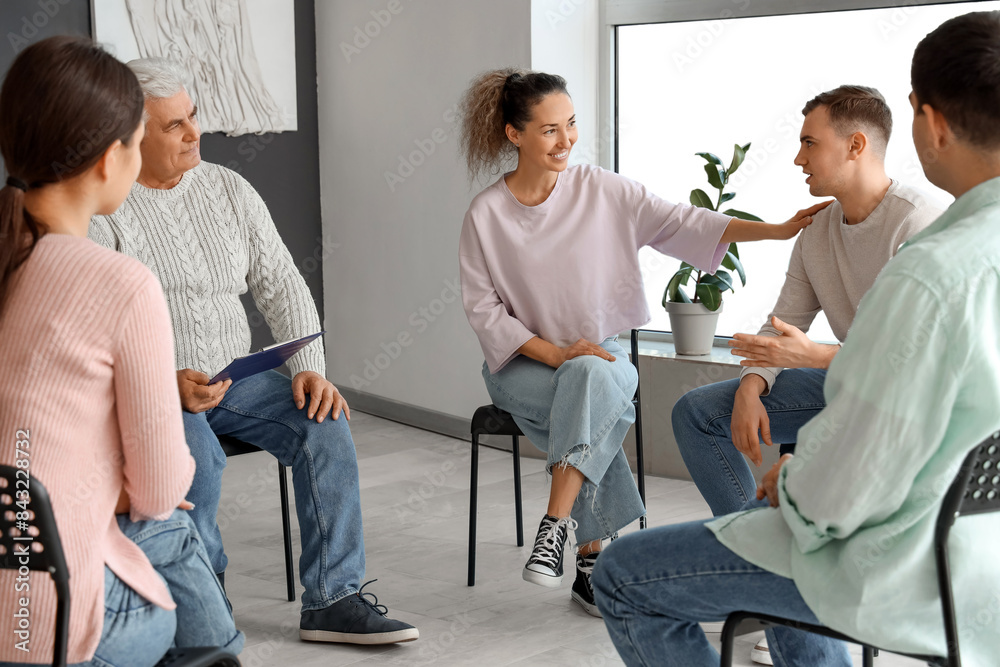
608;0;998;341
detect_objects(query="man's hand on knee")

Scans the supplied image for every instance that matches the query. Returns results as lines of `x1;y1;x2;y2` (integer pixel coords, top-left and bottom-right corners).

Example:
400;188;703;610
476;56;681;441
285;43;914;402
292;371;351;423
177;369;231;413
731;376;772;467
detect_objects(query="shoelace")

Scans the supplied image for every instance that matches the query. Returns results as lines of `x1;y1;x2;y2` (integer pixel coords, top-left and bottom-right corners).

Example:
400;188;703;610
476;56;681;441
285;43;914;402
355;579;388;616
530;516;578;568
576;553;598;576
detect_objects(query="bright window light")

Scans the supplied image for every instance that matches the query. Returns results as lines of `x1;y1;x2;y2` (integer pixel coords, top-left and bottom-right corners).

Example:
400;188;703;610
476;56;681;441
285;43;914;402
617;1;1000;341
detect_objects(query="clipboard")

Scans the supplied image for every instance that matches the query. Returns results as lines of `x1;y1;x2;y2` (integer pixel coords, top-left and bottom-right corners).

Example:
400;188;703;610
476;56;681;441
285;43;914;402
209;331;324;385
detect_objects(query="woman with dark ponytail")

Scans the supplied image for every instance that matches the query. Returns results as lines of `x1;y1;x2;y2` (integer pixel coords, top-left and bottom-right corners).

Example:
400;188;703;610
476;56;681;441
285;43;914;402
0;37;242;664
458;68;826;615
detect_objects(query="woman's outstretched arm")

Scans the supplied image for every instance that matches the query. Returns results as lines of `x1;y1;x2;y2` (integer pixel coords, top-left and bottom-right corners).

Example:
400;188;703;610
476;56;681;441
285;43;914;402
720;200;833;244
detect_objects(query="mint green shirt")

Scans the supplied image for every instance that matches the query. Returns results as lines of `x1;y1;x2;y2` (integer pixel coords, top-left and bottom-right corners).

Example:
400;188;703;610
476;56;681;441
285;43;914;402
709;176;1000;664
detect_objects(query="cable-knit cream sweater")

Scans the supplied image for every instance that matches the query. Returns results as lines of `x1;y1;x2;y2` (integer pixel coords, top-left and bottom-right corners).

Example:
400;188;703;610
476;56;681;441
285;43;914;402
90;161;325;379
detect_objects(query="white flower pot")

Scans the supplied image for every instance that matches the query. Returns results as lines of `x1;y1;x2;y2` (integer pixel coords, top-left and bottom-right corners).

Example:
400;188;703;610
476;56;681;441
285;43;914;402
664;301;723;355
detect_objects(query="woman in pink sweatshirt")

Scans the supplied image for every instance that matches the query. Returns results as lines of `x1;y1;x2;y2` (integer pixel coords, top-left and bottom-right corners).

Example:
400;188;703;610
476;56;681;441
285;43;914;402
458;68;825;617
0;37;242;665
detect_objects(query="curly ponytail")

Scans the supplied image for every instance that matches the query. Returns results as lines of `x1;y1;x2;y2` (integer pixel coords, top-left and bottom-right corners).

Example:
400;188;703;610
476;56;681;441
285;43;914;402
459;68;569;180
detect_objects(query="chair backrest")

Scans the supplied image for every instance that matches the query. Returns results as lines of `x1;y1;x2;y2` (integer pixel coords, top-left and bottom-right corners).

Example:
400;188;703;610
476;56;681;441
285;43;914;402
0;465;70;667
933;432;1000;667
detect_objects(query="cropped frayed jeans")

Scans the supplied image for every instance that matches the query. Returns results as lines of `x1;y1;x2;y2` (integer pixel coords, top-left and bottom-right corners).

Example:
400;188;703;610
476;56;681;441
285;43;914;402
483;338;645;544
182;370;365;611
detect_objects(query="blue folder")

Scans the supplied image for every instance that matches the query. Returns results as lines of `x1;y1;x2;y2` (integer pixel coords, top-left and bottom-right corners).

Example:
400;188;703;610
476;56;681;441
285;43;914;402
209;331;324;384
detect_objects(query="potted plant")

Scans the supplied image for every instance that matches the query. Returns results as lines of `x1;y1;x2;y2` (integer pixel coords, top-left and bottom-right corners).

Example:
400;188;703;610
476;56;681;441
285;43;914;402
663;143;762;355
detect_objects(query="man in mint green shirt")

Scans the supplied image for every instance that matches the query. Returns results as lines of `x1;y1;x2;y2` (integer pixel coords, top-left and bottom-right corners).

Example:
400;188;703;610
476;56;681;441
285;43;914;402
592;10;1000;666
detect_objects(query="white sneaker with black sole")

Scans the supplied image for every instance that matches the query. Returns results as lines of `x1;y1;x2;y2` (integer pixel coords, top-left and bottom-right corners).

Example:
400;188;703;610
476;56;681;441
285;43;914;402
523;514;577;587
570;551;601;617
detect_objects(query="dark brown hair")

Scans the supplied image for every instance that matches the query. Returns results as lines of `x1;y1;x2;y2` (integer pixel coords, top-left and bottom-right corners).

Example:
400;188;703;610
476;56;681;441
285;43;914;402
912;11;1000;149
0;36;144;315
802;85;893;158
460;68;569;180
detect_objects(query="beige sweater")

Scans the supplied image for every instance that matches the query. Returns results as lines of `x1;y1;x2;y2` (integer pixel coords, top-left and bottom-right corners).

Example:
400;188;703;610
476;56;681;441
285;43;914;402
0;235;194;664
743;180;941;393
89;162;325;378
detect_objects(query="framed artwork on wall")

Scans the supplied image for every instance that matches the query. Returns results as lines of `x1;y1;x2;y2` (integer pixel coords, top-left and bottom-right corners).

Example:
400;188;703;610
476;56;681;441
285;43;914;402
92;0;297;136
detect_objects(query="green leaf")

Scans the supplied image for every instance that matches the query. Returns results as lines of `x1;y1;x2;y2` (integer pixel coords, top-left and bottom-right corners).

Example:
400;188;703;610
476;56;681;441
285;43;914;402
702;271;734;292
723;208;764;222
696;283;722;311
719;192;736;204
663;276;692;306
722;251;746;286
680;262;695;271
728;241;740;259
728;143;746;176
695;152;723;166
689;188;714;210
704;164;724;191
741;142;751;153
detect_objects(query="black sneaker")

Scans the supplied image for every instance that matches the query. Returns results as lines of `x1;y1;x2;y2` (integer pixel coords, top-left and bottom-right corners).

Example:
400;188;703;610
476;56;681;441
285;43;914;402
300;581;419;645
571;552;601;617
523;514;577;587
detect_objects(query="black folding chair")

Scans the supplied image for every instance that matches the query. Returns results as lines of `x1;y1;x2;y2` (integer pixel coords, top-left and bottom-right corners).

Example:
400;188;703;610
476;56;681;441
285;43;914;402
721;431;1000;667
0;465;240;666
467;329;648;586
218;436;296;602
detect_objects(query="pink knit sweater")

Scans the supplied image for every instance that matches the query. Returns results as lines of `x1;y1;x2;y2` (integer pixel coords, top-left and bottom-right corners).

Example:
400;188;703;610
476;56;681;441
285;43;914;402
0;234;195;664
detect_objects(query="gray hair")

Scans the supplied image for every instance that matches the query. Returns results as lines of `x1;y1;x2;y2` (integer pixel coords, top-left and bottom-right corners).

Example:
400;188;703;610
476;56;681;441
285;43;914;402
127;57;191;101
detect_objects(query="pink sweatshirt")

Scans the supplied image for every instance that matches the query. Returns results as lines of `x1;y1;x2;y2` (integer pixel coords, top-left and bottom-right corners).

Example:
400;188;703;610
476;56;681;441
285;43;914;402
460;165;732;372
0;234;195;664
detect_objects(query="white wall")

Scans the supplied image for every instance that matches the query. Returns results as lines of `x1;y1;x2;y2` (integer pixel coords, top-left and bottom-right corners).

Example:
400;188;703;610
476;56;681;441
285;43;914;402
316;0;532;423
530;0;601;166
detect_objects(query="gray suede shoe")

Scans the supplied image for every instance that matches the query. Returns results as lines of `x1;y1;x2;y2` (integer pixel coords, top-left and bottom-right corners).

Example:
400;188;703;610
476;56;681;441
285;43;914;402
300;582;418;645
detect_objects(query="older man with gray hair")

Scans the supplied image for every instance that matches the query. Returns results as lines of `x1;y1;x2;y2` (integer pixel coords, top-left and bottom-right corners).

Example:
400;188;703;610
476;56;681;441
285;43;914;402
89;58;419;647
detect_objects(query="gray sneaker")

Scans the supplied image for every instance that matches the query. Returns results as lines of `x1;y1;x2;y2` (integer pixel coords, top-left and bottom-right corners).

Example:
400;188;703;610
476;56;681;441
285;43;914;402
300;581;419;645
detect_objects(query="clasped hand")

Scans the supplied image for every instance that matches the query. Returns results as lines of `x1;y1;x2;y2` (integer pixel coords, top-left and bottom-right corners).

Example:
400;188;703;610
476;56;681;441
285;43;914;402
756;453;794;508
729;316;826;369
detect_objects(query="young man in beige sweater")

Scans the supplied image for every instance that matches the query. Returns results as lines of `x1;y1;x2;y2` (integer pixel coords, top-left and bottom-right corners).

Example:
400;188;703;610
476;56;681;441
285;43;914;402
671;84;941;665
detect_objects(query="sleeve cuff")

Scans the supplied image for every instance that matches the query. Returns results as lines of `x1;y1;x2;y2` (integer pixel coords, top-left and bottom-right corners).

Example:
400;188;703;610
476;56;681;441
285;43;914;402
740;367;779;396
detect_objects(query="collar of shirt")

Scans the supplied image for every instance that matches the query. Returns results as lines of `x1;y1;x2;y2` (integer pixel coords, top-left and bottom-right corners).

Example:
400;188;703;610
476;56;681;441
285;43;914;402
901;174;1000;251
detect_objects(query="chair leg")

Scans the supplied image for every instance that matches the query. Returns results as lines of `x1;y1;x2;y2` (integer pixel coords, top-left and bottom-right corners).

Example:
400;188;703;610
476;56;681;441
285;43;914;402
862;646;875;666
719;616;740;667
512;435;524;547
278;463;295;602
468;432;480;587
630;329;647;531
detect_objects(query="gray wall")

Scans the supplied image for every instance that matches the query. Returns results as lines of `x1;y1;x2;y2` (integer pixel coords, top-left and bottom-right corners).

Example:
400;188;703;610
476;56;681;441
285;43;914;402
317;1;532;428
0;0;322;354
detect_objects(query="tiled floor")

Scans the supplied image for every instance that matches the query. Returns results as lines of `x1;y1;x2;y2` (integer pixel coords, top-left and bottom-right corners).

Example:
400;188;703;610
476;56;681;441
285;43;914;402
219;411;925;666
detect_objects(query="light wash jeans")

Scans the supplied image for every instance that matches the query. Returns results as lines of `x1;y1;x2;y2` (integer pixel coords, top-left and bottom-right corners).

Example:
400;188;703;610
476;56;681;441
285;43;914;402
1;511;244;667
671;369;827;516
482;338;645;544
593;520;851;667
182;370;364;611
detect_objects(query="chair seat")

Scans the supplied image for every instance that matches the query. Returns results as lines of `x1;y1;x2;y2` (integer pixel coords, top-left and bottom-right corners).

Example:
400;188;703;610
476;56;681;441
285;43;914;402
471;405;523;437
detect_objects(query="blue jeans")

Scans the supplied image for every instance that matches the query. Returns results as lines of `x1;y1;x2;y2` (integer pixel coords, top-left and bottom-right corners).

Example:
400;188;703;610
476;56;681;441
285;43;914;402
672;369;827;516
482;338;645;544
592;520;851;667
183;370;364;611
2;511;243;667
